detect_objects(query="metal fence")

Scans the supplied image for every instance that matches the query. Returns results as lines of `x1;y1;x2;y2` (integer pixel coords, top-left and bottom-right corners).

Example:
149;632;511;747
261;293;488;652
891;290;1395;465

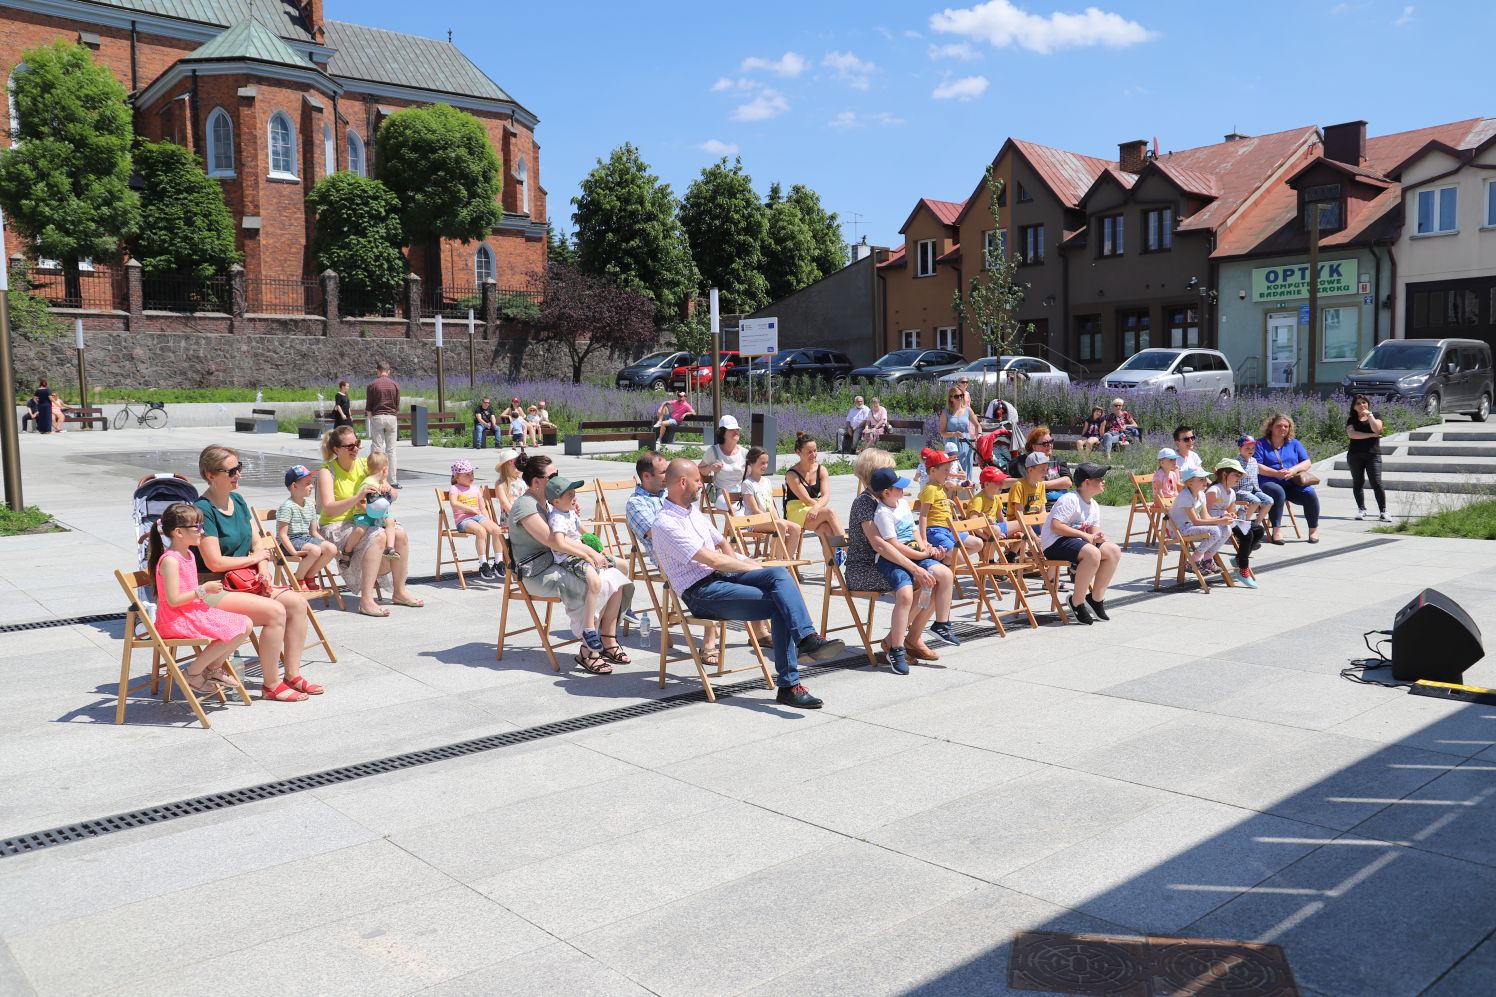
26;263;123;310
340;287;404;319
141;271;232;313
422;284;483;320
246;276;323;316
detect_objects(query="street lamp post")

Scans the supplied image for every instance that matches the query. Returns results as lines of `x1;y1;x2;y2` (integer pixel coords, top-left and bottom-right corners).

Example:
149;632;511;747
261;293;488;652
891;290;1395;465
434;313;446;417
75;319;89;430
467;308;475;390
0;207;24;510
709;288;721;428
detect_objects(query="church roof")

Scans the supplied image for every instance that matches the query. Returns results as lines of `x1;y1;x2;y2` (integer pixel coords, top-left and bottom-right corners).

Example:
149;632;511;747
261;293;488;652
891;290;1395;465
183;17;314;68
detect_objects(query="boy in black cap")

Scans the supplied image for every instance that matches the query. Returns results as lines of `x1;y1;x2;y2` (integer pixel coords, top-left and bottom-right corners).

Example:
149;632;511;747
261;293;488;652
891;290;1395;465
1037;462;1121;624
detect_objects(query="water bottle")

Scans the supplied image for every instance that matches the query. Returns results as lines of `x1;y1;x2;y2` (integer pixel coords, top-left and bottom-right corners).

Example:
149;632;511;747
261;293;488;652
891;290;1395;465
639;611;652;643
916;586;932;610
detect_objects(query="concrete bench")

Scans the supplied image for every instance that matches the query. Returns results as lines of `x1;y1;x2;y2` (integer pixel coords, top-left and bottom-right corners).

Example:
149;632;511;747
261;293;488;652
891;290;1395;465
234;408;278;433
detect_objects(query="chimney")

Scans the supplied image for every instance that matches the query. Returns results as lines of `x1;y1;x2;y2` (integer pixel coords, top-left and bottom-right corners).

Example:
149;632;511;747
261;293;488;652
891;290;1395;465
1118;139;1147;174
1323;120;1367;166
301;0;325;43
1223;131;1249;142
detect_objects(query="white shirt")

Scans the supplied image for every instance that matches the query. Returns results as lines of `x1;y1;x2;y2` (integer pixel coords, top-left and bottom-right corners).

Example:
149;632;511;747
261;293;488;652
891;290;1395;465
1177;448;1203;474
741;475;773;516
846;404;871;430
704;443;747;509
1039;491;1099;552
1168;488;1205;532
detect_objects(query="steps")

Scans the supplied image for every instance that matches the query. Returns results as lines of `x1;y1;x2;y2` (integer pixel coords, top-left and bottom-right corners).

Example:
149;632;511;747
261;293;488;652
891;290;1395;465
1327;421;1496;495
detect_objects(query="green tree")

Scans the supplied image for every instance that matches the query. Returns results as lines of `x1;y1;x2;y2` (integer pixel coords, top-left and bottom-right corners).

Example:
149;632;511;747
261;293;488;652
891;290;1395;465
952;168;1033;406
546;222;578;268
785;183;847;279
306;172;406;308
129;141;240;278
664;305;712;358
4;258;63;341
0;41;138;303
680;157;768;313
762;183;818;302
571;143;697;322
374;103;502;285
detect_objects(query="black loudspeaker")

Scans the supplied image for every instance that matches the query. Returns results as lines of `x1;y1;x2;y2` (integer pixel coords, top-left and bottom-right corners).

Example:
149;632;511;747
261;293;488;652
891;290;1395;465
1391;588;1485;683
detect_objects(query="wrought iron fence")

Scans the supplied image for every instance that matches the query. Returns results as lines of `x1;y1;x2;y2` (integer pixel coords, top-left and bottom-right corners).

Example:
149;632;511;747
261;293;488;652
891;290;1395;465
494;285;543;322
141;271;232;313
422;284;483;319
340;286;404;319
25;262;123;310
246;276;323;316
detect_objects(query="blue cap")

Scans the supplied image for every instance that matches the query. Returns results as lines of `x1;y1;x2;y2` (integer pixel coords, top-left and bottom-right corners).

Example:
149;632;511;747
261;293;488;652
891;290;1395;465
870;467;912;492
1181;466;1212;483
1157;448;1179;462
283;464;312;487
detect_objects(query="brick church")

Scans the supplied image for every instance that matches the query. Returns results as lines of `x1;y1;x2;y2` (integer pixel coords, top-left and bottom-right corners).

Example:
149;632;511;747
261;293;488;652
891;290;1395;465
2;0;546;285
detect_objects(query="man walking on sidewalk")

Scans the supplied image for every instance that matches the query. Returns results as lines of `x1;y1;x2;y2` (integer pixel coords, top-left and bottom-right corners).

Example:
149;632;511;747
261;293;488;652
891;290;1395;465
366;361;402;487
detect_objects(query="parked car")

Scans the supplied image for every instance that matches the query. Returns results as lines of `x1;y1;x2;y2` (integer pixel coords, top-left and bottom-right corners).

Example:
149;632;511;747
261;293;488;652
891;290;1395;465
850;349;968;385
725;348;855;389
616;350;695;391
1102;348;1235;400
937;355;1071;391
669;351;740;391
1341;338;1492;420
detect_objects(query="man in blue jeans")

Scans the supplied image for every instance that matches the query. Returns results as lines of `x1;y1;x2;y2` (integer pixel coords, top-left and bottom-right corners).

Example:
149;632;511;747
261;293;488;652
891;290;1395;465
652;459;844;708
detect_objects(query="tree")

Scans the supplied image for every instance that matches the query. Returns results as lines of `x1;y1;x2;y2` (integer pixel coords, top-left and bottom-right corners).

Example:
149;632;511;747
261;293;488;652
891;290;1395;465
762;182;818;302
571;143;696;322
952;168;1034;406
306;172;406;309
374;103;502;285
129;141;240;278
529;263;658;382
664;305;712;359
0;41;138;304
785;183;847;279
680;157;768;313
5;258;63;342
546;222;578;269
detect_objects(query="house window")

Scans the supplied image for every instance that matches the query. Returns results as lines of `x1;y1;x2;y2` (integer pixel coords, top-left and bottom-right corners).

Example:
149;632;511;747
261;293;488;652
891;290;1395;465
1416;186;1458;235
268;112;297;179
1099;215;1124;257
322;123;334;175
1118;308;1149;356
1302;199;1344;232
346;131;365;177
1017;184;1032;203
1486;179;1496;227
915;240;937;277
936;326;957;350
900;329;919;349
205;108;233;176
982;229;1005;269
1165;306;1199;347
1075;315;1101;363
1018;224;1044;265
474;245;495;284
1143;207;1173;252
1321;306;1359;362
516;156;529;214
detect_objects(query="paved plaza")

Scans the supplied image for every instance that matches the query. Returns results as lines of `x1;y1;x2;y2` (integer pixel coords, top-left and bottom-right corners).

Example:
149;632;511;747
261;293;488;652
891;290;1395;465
1;425;1495;996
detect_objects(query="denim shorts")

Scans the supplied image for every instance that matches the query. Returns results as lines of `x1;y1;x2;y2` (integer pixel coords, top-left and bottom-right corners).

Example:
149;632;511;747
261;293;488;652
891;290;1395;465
287;534;324;552
924;525;969;551
1240;489;1272;505
1043;536;1089;564
875;556;939;590
458;515;488;529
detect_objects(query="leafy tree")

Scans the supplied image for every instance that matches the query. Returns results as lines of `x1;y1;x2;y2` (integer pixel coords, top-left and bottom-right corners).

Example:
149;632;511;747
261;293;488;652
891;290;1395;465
306;172;406;308
546;222;578;269
571;143;696;322
785;184;847;279
952;168;1033;406
374;103;502;285
0;41;138;304
762;183;818;302
664;305;712;359
4;258;63;341
680;157;768;313
530;263;658;383
129;141;240;278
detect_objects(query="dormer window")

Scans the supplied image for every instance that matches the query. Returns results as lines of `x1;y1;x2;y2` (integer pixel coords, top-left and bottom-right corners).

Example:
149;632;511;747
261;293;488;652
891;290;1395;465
1302;183;1344;234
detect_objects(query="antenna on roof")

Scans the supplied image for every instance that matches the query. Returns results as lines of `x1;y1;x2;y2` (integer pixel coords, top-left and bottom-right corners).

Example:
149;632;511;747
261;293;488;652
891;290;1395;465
848;211;864;244
447;28;453;43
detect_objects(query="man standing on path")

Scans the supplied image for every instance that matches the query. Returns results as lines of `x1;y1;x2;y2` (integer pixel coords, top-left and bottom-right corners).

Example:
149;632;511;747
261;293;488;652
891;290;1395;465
651;459;843;709
366;361;402;487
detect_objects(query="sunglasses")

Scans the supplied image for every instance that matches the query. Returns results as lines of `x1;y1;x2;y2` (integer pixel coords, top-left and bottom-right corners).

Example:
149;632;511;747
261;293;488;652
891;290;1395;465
1179;435;1196;442
335;443;359;452
545;472;559;480
219;464;242;476
1035;439;1054;446
176;523;204;532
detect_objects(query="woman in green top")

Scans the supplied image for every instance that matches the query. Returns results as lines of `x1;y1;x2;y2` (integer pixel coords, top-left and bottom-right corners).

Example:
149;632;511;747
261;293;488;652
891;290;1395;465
195;444;321;702
314;425;422;617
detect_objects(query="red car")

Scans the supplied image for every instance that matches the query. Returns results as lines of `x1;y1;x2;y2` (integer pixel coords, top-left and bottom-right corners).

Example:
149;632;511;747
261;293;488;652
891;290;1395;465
669;351;740;390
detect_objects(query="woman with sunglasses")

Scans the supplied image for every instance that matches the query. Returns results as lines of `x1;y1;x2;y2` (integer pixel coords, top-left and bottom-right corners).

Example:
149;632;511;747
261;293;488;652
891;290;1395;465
1022;426;1072;504
940;385;979;479
194;445;322;702
314;426;424;617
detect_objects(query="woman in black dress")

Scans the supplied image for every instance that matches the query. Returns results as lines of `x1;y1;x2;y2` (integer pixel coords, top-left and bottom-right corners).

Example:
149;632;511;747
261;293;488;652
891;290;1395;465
31;378;53;434
1345;393;1388;522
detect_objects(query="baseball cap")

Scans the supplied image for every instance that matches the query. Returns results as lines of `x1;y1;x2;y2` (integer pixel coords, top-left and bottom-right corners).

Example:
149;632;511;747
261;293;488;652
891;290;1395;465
870;467;912;492
719;414;740;431
493;447;519;469
921;446;956;469
1024;451;1050;468
1157;447;1180;462
979;465;1008;485
1214;458;1245;475
943;440;959;454
545;475;585;502
1074;462;1110;485
283;464;312;488
1181;467;1212;483
1236;435;1258;448
450;458;475;476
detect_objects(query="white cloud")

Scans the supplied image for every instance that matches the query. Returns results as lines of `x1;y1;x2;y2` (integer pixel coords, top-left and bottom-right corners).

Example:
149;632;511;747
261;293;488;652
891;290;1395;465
698;139;739;156
827;110;905;129
875;25;895;40
710;77;734;92
904;29;924;38
930;0;1157;55
739;52;807;77
928;41;982;60
872;111;905;126
1393;4;1414;26
828;111;859;130
732;88;789;121
1328;2;1349;13
822;50;876;90
931;74;989;100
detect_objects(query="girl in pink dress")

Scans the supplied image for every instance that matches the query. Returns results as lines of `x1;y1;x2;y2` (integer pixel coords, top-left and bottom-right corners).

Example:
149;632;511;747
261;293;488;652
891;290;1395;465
148;503;254;697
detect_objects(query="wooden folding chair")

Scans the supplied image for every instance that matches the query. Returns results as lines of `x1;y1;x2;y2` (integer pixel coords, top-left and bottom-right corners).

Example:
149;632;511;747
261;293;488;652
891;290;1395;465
949;515;1036;633
433;488;485;589
592;479;638;557
815;536;879;667
248;508;339;662
726;511;812;580
657;578;772;703
622;520;668;643
1283;497;1303;539
1123;474;1162;547
1016;512;1071;623
1153;519;1232;592
494;538;581;671
113;569;252;729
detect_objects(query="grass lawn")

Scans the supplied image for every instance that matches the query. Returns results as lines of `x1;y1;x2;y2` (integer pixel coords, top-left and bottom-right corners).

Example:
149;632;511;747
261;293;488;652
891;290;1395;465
0;505;62;536
94;386;345;404
1374;499;1496;540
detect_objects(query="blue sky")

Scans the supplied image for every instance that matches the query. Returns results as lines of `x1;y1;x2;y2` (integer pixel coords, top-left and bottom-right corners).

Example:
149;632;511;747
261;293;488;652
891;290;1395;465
341;0;1490;250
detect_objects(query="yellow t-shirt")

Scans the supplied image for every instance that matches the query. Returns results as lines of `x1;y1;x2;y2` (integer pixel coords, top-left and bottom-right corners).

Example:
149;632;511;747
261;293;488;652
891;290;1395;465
320;457;368;525
1007;477;1046;519
968;490;1006;521
917;482;954;529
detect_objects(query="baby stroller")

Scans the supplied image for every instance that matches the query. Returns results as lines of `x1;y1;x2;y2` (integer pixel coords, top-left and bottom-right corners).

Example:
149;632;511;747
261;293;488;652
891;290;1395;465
130;474;201;613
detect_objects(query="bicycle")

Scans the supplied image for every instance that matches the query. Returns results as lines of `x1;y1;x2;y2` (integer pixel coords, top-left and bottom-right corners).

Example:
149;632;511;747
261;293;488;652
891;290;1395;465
113;400;169;430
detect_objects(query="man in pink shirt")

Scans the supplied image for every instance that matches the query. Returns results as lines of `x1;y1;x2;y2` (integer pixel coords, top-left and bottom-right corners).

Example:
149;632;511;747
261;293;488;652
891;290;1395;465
653;391;694;449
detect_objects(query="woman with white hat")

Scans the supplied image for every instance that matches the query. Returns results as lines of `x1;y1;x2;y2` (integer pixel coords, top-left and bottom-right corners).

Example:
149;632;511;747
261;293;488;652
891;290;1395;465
492;447;525;522
699;415;748;512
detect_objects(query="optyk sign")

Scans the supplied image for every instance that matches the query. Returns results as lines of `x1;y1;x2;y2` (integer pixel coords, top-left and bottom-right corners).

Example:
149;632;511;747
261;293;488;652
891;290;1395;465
1251;258;1357;302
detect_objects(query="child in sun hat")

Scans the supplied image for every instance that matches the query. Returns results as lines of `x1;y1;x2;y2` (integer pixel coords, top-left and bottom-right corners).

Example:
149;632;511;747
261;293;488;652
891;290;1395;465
1169;466;1233;572
1152;448;1181;512
1209;459;1265;588
449;458;504;579
1234;435;1272;528
869;465;952;672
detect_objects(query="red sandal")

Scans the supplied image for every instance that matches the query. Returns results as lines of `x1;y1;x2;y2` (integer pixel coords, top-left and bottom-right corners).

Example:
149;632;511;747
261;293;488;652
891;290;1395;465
262;682;309;702
284;675;324;695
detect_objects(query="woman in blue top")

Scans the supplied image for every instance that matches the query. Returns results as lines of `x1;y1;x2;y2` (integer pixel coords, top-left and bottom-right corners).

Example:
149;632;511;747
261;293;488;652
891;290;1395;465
1254;412;1320;545
940;385;979;479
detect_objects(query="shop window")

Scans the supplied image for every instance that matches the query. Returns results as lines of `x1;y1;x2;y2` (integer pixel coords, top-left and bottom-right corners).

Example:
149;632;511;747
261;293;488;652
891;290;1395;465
1075;314;1101;363
1099;215;1124;257
1018;224;1044;265
1144;207;1173;252
1321;307;1359;362
1448;289;1480;326
205;108;234;176
1416;186;1457;235
915;240;937;277
1118;308;1149;356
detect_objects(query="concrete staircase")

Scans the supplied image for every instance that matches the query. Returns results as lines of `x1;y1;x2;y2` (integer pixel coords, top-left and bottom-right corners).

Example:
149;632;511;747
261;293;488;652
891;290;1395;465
1329;420;1496;495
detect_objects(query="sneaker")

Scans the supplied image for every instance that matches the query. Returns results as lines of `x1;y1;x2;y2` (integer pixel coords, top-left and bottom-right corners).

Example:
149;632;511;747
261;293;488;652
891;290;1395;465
1378;511;1392;523
1238;569;1258;589
1355;508;1367;521
622;608;643;628
477;561;493;579
834;546;846;568
930;622;962;646
1085;595;1110;621
1068;599;1094;625
776;683;823;709
796;634;846;663
885;645;909;676
389;481;402;490
582;629;604;652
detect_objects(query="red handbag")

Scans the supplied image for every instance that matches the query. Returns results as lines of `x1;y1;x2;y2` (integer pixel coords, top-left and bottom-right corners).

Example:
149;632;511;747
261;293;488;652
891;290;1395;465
222;566;272;597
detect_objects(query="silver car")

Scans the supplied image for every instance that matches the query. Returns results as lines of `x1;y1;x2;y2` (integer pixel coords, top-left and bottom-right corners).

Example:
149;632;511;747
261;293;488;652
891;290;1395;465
1102;348;1235;400
937;355;1071;391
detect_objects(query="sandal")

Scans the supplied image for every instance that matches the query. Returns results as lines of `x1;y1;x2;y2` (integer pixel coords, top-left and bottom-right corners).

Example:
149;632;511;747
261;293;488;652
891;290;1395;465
701;651;720;668
262;681;309;702
358;605;391;618
284;674;324;696
390;595;425;608
185;673;220;696
599;640;631;665
575;652;613;675
204;665;235;687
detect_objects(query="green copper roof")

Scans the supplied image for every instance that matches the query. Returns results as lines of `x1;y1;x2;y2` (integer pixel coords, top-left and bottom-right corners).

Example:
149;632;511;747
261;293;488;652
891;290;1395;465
86;1;317;43
322;20;514;104
184;18;315;68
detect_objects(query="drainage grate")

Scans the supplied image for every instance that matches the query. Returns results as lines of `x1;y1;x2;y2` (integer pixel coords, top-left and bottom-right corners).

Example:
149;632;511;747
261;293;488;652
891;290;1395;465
1009;931;1298;997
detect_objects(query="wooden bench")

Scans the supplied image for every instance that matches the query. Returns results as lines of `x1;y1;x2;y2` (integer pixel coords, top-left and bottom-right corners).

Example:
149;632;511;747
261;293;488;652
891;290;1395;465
876;417;927;452
63;405;108;431
564;419;657;456
352;407;466;438
234;407;278;433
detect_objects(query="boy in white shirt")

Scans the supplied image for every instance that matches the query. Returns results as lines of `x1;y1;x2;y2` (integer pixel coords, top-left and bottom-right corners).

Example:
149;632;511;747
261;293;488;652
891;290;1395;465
1039;462;1121;625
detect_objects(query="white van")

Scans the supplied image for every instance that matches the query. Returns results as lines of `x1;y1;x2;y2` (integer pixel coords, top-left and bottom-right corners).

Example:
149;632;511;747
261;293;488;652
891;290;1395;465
1102;348;1236;400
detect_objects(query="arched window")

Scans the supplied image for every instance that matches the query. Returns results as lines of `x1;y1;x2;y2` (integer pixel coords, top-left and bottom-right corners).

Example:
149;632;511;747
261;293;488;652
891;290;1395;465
267;111;296;178
205;108;234;176
346;130;365;177
7;63;26;149
322;122;334;176
515;156;529;214
474;245;495;284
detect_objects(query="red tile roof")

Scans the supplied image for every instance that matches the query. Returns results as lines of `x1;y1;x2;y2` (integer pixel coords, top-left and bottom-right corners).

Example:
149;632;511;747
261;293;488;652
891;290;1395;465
877;244;906;270
897;197;966;235
1010;138;1115;208
1370;117;1496;175
1152;161;1222;198
1161;126;1319;231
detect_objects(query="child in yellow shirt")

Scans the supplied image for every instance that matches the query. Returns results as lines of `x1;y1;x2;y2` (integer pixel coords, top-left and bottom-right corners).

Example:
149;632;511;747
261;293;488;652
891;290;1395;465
917;447;984;563
1007;452;1050;520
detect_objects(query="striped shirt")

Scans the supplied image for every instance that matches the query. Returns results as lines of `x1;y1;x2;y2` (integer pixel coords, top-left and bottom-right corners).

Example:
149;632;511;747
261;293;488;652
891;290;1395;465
650;499;723;593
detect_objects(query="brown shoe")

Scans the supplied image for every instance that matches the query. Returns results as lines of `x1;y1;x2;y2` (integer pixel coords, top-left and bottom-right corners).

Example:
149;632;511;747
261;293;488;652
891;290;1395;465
904;639;940;661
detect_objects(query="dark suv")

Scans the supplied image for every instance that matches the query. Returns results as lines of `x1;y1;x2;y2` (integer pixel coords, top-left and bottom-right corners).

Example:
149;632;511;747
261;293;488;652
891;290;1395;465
850;348;968;385
616;350;695;391
1341;338;1492;420
725;348;855;389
